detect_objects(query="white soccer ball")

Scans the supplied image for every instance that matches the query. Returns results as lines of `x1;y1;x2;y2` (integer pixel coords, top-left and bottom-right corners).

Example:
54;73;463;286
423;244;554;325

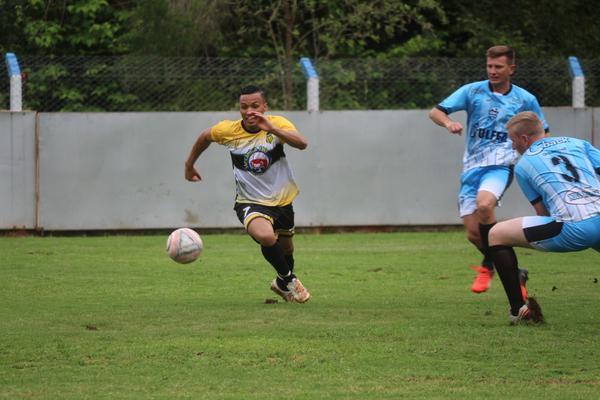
166;228;203;264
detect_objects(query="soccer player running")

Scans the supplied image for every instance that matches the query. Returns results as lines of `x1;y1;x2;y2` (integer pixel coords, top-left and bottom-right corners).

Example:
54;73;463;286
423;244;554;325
184;85;310;303
429;45;549;295
489;111;600;324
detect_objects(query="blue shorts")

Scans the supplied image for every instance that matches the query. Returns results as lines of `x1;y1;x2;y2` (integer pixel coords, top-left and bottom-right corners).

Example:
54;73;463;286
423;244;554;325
522;214;600;252
458;166;513;217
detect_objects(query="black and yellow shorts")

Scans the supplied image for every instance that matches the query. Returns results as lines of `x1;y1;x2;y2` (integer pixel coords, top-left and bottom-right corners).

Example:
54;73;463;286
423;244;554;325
234;202;295;237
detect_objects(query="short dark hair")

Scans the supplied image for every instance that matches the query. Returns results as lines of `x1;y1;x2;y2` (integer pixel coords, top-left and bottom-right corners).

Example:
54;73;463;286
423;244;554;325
487;45;515;64
240;85;266;100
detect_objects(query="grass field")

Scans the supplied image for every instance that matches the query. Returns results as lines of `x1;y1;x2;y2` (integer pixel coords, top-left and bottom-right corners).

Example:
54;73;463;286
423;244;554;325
1;231;599;399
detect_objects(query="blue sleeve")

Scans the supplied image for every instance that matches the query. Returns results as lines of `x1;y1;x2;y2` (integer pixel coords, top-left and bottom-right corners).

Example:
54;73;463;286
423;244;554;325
516;163;542;204
438;84;470;114
583;140;600;174
525;96;550;133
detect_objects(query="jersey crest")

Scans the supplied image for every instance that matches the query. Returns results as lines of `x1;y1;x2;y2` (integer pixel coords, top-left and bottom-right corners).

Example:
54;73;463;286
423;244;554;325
244;146;271;174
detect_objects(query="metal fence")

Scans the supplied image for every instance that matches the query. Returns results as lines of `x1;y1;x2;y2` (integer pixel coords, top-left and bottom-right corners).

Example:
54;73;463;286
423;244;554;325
581;58;600;107
316;58;572;109
2;55;595;112
0;61;7;109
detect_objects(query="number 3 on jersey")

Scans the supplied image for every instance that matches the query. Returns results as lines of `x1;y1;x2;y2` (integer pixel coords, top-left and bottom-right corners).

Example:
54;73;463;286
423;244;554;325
552;155;580;182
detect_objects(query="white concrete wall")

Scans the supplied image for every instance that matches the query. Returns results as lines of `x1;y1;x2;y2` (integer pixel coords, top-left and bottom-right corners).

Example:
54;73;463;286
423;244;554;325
0;112;36;229
0;108;596;230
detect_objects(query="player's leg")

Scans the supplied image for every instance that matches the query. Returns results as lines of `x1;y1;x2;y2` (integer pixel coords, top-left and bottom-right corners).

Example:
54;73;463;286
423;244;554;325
246;216;308;302
274;204;296;273
234;203;298;301
462;212;494;291
459;169;493;280
469;167;514;293
469;189;499;293
278;235;294;272
489;217;548;324
272;204;310;303
271;234;295;299
488;218;530;317
476;166;513;256
246;216;294;280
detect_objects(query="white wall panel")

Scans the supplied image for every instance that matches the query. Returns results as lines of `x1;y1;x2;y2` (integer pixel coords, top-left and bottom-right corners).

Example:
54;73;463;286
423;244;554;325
1;108;596;230
0;112;36;229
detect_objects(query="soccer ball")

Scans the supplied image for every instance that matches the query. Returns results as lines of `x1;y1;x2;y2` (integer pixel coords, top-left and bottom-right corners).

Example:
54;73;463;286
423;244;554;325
166;228;203;264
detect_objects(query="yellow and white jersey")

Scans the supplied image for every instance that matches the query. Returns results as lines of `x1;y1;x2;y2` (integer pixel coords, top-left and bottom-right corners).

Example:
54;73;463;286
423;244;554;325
210;115;299;206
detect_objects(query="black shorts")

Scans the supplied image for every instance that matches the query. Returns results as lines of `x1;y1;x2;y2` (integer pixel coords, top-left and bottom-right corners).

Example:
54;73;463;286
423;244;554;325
234;202;295;236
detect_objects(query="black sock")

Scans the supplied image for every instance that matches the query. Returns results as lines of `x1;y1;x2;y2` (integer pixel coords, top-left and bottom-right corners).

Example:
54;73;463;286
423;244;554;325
276;254;295;290
261;243;295;283
285;254;294;272
489;245;525;315
481;256;494;269
479;222;496;271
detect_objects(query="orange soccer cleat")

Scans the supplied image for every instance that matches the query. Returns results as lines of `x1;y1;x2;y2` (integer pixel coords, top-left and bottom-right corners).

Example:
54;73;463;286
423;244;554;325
471;266;494;293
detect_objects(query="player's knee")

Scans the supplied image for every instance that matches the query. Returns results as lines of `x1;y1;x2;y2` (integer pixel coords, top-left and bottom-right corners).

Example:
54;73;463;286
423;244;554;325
476;198;496;214
253;232;277;247
488;225;508;247
488;228;500;247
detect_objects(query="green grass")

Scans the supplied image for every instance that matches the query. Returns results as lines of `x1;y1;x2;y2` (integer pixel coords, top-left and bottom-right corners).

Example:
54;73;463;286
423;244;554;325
1;231;599;399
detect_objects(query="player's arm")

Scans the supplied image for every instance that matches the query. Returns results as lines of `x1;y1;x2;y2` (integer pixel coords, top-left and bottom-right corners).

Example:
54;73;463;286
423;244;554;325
268;126;308;150
526;96;551;134
185;128;213;181
247;111;308;150
429;106;463;135
516;165;549;216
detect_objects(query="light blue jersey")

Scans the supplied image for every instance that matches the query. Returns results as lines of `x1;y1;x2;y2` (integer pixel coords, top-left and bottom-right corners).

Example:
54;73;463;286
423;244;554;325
516;137;600;222
438;80;548;172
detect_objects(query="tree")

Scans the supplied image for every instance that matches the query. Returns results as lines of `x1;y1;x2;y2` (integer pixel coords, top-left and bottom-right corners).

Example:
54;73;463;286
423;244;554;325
222;0;446;108
438;0;600;58
1;0;131;56
124;0;227;57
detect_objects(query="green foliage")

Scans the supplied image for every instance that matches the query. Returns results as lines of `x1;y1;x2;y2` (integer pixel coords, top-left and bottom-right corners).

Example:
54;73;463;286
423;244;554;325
439;0;600;58
2;0;130;55
124;0;226;57
3;0;600;110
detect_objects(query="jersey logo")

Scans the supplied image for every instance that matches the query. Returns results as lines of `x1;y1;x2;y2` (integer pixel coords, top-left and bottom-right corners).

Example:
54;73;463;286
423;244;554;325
266;134;274;144
244;146;271;174
565;186;600;205
528;137;570;156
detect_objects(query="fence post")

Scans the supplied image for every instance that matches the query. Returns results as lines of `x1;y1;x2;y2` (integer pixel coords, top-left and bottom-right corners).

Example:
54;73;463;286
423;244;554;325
5;52;23;111
300;57;319;112
568;56;585;109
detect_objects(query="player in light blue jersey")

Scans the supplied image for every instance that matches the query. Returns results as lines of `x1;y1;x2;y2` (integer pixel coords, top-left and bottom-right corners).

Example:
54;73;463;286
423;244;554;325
429;45;549;295
489;112;600;324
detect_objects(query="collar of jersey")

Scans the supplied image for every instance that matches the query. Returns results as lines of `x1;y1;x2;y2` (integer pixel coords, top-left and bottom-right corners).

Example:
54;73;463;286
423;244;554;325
241;120;262;134
487;81;513;96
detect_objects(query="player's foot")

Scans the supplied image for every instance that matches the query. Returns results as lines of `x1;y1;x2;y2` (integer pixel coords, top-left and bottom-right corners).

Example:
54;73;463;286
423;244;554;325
509;297;544;325
471;266;494;293
270;279;294;302
518;268;529;301
287;278;311;303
